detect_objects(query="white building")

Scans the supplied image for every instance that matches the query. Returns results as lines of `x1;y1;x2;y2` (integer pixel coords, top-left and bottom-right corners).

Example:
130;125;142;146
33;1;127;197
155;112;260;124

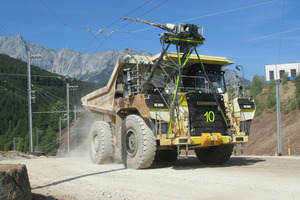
265;63;300;81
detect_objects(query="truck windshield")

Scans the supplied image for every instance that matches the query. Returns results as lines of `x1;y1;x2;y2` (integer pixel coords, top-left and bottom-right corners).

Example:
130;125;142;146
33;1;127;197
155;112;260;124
181;71;226;94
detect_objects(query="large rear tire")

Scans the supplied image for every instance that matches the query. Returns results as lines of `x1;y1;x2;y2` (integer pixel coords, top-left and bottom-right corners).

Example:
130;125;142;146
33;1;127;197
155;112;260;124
194;144;233;164
120;115;156;169
89;121;113;164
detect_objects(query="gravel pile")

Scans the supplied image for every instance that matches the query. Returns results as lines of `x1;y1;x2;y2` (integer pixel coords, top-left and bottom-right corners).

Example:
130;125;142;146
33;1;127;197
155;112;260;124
0;151;35;161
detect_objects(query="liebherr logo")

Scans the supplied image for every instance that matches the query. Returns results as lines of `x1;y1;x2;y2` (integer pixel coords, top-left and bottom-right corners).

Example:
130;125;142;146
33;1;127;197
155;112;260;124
243;105;251;108
196;101;217;106
154;103;164;107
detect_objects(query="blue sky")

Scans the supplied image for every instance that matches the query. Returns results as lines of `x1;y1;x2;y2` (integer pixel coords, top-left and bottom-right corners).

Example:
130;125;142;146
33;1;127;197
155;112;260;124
1;0;300;80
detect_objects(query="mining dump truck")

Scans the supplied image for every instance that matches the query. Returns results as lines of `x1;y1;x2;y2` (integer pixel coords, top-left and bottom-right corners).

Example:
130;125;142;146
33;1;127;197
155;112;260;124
81;18;255;169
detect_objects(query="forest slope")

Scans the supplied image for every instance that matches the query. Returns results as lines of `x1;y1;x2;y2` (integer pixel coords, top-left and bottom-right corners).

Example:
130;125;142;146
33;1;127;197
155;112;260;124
0;53;100;153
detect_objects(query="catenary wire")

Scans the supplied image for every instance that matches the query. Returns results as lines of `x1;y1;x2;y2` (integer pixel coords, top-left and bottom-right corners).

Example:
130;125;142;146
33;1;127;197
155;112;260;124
129;0;280;33
34;85;56;108
38;0;100;36
83;0;153;53
33;85;66;105
0;24;12;36
94;0;169;52
0;80;28;100
39;0;66;25
244;27;300;42
0;75;69;87
33;84;78;107
0;72;65;79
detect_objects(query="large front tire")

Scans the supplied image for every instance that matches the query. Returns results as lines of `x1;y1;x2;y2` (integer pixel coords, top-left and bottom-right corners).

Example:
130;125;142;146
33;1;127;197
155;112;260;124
194;144;233;164
89;121;113;164
120;115;156;169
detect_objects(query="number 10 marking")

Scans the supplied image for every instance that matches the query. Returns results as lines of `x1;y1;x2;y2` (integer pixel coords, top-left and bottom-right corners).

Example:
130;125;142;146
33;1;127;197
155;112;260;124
204;111;215;122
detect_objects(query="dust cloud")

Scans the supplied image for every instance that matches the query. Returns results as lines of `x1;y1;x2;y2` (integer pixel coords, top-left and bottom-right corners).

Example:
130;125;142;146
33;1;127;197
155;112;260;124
68;111;98;161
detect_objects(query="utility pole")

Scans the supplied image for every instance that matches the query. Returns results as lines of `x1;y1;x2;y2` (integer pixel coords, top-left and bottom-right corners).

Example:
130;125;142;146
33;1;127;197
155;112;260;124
27;50;41;153
13;137;19;151
36;128;43;151
276;79;282;156
66;83;78;156
36;129;38;151
27;51;33;153
59;117;62;157
59;116;68;157
74;105;77;151
67;83;70;156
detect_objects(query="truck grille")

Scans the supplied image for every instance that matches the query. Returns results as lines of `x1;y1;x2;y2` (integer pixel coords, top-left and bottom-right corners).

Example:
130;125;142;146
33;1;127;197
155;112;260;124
186;93;227;136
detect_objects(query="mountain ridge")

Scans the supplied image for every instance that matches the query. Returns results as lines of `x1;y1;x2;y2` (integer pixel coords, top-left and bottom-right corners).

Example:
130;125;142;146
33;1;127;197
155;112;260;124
0;35;248;85
0;35;152;84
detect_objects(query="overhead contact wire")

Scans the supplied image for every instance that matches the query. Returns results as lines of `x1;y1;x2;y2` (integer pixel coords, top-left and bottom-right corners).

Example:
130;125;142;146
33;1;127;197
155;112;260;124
39;0;66;25
94;0;169;52
84;0;153;53
129;0;279;33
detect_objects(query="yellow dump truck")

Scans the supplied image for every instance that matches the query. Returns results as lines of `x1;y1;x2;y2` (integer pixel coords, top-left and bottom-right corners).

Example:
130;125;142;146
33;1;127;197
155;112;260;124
81;18;255;169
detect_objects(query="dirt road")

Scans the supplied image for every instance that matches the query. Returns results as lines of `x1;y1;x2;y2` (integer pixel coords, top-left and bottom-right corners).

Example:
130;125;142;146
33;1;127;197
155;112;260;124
1;155;300;200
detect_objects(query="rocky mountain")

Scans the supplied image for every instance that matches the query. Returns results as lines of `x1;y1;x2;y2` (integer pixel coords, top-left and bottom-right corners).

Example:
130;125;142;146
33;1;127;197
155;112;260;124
0;35;249;85
0;35;151;84
224;69;250;87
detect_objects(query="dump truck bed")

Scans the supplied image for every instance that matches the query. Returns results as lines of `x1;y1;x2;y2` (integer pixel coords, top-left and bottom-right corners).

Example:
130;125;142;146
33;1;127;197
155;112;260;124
81;54;151;115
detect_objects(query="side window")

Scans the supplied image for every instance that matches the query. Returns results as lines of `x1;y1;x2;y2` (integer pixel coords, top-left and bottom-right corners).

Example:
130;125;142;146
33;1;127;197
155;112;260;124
279;70;285;79
291;69;296;77
269;70;274;80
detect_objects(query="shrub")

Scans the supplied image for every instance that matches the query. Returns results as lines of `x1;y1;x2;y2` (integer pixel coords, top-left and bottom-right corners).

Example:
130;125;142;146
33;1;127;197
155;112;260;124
281;72;289;85
294;73;300;109
267;80;276;109
250;75;264;98
290;99;297;113
254;98;265;117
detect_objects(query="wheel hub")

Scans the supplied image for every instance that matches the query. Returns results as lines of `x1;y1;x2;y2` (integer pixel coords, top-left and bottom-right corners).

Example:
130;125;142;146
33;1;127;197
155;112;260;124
125;130;138;157
92;133;99;154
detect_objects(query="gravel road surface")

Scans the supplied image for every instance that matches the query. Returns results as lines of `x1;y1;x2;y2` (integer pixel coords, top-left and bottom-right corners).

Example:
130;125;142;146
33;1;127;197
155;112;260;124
1;155;300;200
